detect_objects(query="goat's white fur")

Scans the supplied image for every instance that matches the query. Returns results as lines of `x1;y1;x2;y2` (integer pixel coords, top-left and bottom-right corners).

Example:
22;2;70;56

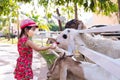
56;29;120;58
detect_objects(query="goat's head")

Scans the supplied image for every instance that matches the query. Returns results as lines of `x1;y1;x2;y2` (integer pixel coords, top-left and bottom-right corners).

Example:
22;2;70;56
56;29;80;53
47;53;81;80
46;38;57;44
47;53;67;80
57;19;86;53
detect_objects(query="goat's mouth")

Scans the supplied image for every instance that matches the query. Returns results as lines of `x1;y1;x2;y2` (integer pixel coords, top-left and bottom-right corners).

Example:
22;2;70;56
47;72;52;79
56;42;60;45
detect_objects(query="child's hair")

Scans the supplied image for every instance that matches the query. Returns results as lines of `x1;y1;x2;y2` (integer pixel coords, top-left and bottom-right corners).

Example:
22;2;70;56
19;26;32;38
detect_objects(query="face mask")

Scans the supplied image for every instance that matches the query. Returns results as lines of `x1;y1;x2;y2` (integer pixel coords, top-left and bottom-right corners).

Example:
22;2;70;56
27;30;34;37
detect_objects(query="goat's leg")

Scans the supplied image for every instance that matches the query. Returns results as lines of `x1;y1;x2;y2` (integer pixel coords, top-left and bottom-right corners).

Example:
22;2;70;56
60;65;67;80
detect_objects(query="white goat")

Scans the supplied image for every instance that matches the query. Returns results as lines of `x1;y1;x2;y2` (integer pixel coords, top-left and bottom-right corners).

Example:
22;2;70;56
56;29;120;59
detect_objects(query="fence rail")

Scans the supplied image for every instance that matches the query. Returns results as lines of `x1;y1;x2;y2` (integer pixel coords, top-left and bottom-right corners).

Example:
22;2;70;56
78;46;120;79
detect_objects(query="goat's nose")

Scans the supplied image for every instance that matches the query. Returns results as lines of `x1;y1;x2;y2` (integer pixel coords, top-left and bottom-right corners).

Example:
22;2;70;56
47;73;51;78
47;75;51;80
47;75;50;78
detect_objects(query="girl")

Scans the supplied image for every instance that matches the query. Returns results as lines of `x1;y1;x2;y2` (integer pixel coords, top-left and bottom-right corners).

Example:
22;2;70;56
14;19;56;80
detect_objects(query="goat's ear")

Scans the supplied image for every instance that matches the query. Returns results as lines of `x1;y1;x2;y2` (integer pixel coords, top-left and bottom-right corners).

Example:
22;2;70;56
60;52;66;59
63;52;66;57
68;55;73;57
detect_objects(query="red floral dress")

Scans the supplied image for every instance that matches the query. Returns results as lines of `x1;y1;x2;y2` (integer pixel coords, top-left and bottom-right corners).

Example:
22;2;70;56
14;36;33;80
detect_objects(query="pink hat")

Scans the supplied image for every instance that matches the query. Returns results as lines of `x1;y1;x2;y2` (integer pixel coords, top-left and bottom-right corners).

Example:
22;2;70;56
20;19;38;29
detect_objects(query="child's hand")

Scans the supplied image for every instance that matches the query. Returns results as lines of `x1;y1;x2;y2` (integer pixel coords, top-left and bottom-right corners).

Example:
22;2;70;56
50;43;57;49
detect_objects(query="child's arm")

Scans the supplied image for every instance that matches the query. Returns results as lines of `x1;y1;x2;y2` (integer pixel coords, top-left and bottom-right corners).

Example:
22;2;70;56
26;40;56;51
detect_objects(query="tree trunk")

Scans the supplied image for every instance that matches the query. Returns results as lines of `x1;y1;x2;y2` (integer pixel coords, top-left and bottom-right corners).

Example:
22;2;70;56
56;8;62;31
74;3;78;20
8;15;11;41
17;10;20;39
118;0;120;23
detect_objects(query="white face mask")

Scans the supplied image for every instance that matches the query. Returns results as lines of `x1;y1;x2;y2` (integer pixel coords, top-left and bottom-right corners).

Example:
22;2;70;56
27;30;35;37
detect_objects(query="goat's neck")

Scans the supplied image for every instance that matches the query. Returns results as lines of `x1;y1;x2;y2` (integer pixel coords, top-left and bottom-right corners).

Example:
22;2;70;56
79;33;97;48
60;61;68;80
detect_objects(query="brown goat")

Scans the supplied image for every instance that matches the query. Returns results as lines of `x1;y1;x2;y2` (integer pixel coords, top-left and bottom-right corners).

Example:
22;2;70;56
65;19;86;30
47;53;119;80
47;53;85;80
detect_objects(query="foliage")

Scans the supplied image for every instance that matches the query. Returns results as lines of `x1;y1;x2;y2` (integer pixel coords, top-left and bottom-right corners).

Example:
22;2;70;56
0;25;2;30
0;0;32;16
0;16;9;25
25;12;50;31
38;0;49;7
31;14;49;31
0;0;118;19
40;50;57;67
32;15;50;31
39;24;50;31
0;0;19;16
16;0;31;3
56;0;118;15
38;0;118;16
48;22;65;31
82;0;118;15
2;27;9;35
49;23;59;31
0;0;118;32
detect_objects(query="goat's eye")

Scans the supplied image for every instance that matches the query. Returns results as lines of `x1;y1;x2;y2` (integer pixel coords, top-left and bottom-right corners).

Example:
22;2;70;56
63;34;67;39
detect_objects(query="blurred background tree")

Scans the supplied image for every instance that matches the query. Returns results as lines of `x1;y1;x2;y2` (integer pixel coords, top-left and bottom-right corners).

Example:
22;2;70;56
0;0;119;32
39;0;118;30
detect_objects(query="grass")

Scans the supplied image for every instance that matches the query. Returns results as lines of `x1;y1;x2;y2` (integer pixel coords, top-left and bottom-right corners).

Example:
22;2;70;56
34;39;57;67
0;37;18;44
39;50;57;68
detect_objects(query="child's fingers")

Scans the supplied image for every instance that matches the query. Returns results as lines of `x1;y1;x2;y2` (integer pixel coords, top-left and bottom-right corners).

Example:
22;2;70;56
51;43;57;49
